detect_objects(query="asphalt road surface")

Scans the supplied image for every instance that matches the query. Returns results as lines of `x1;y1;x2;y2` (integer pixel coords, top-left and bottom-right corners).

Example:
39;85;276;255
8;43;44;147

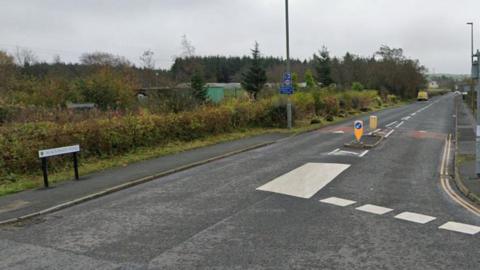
0;93;478;269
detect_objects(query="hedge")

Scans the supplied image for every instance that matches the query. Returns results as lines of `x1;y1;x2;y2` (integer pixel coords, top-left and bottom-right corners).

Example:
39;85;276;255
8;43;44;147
0;90;395;178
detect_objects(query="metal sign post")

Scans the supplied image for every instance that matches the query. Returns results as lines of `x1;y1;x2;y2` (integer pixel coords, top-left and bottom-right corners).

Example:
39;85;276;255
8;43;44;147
285;0;292;129
38;145;81;188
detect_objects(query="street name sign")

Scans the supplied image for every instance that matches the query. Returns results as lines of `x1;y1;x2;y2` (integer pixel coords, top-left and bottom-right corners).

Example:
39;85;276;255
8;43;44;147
39;145;80;158
38;145;80;188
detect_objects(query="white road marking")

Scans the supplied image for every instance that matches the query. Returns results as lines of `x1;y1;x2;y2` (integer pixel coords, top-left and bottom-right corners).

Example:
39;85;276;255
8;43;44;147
358;150;369;157
328;150;365;157
320;197;356;207
402;116;411;121
355;204;393;215
395;121;404;128
394;212;436;224
439;222;480;235
332;130;345;134
256;163;350;199
385;130;395;138
328;148;340;155
386;121;398;127
411;113;416;116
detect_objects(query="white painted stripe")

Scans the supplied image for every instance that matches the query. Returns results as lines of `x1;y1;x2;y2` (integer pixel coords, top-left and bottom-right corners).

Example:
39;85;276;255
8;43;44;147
402;116;411;121
385;130;395;138
355;204;393;215
439;222;480;235
411;113;416;116
332;130;345;134
256;163;350;199
338;150;361;155
320;197;356;207
386;121;398;127
395;121;404;128
394;212;436;224
328;148;340;155
358;150;369;157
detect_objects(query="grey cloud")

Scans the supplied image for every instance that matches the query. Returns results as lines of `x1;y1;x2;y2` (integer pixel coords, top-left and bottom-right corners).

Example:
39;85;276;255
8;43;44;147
0;0;478;73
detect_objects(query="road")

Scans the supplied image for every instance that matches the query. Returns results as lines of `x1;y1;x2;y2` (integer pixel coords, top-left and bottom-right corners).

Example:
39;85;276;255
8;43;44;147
0;93;479;269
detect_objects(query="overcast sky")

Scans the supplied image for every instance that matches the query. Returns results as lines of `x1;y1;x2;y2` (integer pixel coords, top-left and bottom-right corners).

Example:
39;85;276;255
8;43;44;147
0;0;479;74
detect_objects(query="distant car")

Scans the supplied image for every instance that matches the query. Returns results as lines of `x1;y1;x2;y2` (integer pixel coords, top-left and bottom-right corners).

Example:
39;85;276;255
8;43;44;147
417;91;429;101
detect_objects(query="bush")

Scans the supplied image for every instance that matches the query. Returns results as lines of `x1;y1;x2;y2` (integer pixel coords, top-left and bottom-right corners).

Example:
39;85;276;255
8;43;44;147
0;90;397;179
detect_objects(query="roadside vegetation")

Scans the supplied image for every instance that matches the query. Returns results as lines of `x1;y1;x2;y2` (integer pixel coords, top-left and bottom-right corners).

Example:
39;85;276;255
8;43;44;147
0;41;427;195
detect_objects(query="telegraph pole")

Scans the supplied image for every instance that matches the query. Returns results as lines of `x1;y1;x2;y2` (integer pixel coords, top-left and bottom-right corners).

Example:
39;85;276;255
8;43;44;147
285;0;292;129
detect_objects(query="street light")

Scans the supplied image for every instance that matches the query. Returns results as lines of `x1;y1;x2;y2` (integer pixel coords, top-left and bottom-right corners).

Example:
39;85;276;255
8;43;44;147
467;22;474;111
285;0;292;129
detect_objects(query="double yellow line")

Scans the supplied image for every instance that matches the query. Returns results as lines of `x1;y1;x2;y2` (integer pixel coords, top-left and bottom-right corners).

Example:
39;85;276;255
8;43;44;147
440;134;480;216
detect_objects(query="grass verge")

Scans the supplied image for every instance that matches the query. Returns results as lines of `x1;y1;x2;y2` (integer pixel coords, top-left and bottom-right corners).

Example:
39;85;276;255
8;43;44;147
0;103;405;197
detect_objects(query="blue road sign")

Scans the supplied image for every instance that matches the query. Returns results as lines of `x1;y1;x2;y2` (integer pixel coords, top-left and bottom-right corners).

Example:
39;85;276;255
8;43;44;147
280;85;294;95
283;73;292;85
354;121;363;129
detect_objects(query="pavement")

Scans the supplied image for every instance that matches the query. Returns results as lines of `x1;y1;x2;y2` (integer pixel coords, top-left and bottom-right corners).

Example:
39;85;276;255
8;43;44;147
0;132;289;223
455;97;480;202
0;93;479;269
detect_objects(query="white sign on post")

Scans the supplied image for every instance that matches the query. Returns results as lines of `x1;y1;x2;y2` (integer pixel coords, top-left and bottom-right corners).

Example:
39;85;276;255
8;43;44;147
38;145;80;158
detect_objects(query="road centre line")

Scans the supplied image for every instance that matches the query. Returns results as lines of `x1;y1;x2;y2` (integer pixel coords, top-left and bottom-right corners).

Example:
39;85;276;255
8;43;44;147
402;116;411;121
386;121;398;127
395;121;404;128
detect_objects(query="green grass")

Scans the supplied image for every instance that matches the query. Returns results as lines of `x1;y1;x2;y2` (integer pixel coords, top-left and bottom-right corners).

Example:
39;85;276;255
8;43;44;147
0;102;404;197
456;154;475;166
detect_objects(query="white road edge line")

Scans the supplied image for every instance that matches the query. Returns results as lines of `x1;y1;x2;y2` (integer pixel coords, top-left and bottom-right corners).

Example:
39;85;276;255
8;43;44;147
395;121;404;128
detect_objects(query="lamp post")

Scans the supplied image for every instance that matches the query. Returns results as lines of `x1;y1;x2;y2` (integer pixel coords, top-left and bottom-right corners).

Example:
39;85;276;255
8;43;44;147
468;22;474;111
285;0;292;129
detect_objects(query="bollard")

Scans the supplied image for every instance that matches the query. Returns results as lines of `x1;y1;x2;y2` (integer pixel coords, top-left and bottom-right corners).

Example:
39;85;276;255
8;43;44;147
369;115;378;131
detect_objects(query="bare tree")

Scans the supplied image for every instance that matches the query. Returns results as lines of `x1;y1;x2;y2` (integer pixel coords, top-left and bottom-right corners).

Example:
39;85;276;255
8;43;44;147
80;52;131;67
181;34;196;58
15;47;38;66
52;54;63;64
140;50;155;69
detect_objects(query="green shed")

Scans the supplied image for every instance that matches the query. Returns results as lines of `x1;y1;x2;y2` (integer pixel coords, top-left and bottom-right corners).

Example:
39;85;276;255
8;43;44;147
206;87;225;103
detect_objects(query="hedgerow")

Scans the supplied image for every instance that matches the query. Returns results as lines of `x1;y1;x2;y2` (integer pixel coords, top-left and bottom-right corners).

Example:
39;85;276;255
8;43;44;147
0;90;396;179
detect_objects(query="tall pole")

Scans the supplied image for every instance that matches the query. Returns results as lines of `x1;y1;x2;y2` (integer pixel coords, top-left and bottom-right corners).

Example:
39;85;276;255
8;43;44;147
474;50;480;176
285;0;292;129
468;22;474;111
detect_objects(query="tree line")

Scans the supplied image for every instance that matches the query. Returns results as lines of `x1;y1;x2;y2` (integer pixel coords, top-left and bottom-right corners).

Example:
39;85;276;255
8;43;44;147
0;43;427;111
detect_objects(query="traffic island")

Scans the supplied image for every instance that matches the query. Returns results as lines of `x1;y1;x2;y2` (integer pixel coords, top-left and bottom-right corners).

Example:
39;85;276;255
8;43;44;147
344;134;384;149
